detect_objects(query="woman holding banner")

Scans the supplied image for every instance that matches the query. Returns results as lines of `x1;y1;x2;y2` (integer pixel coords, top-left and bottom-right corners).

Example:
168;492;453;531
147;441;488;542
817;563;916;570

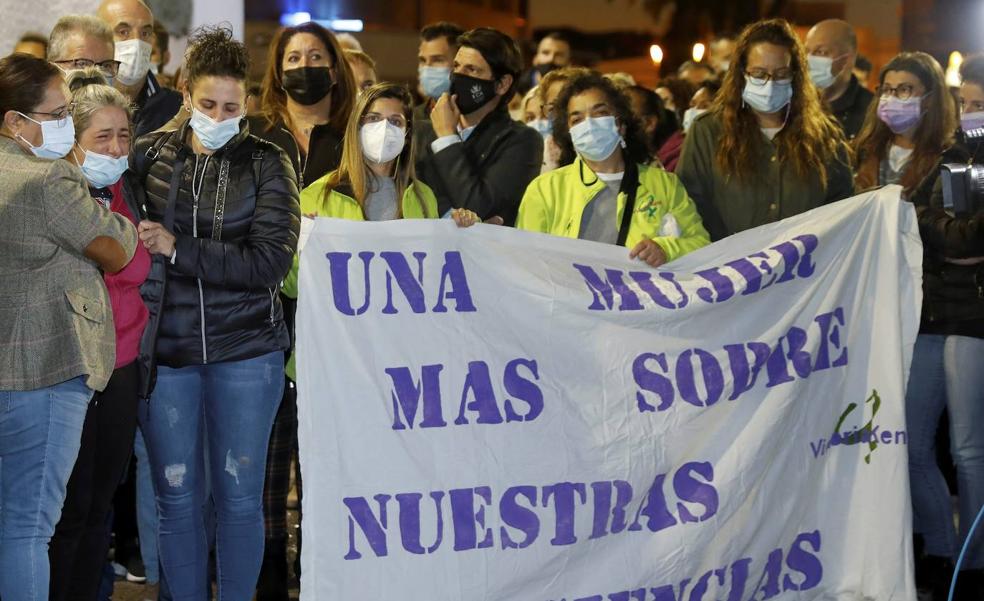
515;71;710;267
675;18;853;241
281;82;479;378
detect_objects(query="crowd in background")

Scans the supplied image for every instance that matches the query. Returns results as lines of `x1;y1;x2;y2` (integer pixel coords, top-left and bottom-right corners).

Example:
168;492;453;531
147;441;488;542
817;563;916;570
2;1;984;600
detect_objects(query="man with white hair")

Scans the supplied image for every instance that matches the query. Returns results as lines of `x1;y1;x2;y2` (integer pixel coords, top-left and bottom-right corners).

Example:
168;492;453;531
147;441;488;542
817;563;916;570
47;16;117;82
97;0;181;137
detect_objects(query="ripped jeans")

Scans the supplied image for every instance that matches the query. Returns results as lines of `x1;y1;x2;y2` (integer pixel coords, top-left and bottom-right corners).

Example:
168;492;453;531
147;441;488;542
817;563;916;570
139;352;284;601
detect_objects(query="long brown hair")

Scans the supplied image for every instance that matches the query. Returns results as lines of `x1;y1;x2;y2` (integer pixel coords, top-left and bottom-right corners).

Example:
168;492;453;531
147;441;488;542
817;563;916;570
319;83;430;219
259;22;356;136
853;52;956;194
713;19;849;185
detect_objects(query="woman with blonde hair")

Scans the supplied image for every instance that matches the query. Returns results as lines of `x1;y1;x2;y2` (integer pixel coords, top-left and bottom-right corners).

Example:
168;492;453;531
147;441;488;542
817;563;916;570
676;18;853;241
282;82;478;373
854;51;956;196
46;68;151;601
283;83;477;276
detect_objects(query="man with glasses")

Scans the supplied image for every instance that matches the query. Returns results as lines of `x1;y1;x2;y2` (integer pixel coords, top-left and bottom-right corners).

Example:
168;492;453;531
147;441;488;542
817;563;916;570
97;0;181;138
805;19;873;141
48;16;119;83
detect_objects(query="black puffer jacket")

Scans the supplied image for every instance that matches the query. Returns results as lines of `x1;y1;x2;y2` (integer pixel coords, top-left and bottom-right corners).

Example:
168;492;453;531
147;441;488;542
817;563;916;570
909;134;984;338
132;119;300;392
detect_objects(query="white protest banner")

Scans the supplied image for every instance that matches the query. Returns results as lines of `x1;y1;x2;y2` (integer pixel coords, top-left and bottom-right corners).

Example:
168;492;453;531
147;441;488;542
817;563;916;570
296;185;922;601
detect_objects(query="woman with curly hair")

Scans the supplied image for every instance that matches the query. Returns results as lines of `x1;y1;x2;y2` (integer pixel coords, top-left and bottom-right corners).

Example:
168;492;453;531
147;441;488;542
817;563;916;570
130;26;300;599
676;18;854;241
853;51;956;196
516;71;709;266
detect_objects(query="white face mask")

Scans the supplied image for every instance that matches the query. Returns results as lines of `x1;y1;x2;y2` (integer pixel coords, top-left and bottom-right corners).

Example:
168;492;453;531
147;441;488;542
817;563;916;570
115;39;152;86
189;107;243;151
360;120;406;164
16;112;76;159
570;116;623;162
807;54;847;90
682;107;707;133
75;145;128;188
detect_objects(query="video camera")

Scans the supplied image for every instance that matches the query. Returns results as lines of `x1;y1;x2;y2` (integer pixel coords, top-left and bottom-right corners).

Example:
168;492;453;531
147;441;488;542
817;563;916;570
941;126;984;217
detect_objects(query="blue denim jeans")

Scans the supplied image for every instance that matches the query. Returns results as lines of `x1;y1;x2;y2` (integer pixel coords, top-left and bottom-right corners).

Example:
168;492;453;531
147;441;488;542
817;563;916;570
140;352;284;601
134;427;160;584
906;334;984;568
0;376;91;601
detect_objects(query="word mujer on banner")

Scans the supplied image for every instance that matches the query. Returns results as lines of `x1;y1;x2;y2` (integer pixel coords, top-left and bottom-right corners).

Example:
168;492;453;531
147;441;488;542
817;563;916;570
573;234;819;312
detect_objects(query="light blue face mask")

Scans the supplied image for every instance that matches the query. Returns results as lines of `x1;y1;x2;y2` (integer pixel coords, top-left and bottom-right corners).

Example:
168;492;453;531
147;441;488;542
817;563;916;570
570;116;623;162
419;66;451;99
742;77;793;114
528;118;552;138
189;107;242;151
16;112;76;159
76;145;128;189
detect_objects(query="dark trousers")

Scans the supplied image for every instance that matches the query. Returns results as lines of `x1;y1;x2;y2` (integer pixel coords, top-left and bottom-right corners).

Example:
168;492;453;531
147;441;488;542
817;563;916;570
257;380;300;601
48;362;139;601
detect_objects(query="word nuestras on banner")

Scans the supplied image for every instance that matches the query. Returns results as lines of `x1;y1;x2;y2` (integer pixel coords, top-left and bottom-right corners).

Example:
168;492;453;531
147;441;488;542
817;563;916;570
296;186;922;601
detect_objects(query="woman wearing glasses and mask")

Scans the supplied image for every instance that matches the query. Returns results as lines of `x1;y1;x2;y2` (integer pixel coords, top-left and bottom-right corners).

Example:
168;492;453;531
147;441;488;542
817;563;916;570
854;52;956;196
130;26;300;598
0;54;136;601
676;18;853;241
45;68;151;601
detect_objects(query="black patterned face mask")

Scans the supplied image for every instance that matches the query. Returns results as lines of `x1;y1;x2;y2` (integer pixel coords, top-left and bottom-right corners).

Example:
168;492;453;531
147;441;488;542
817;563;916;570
449;72;498;114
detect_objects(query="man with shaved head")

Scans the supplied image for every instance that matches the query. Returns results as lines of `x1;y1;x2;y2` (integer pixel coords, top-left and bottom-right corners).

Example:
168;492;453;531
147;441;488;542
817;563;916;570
97;0;181;137
805;19;873;140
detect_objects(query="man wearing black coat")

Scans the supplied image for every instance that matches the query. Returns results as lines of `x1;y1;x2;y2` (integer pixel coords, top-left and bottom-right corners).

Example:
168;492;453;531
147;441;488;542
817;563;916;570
98;0;182;138
416;27;543;226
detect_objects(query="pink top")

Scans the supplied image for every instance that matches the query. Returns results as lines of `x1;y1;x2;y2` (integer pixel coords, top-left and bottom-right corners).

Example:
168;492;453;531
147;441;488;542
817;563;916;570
102;181;151;369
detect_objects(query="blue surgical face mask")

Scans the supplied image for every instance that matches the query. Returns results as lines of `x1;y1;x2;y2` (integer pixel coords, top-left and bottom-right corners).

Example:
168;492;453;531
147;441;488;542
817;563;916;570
16;112;76;159
570;116;623;162
528;118;552;138
189;107;242;151
419;66;451;99
742;77;793;114
75;145;128;188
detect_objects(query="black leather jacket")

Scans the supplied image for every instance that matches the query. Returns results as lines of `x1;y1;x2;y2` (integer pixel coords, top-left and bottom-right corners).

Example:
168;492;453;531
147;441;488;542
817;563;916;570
132;119;300;396
910;134;984;338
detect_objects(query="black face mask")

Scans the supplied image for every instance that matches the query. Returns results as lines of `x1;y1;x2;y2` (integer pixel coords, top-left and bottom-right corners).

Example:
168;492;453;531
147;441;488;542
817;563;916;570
282;66;334;105
534;62;559;77
450;72;499;114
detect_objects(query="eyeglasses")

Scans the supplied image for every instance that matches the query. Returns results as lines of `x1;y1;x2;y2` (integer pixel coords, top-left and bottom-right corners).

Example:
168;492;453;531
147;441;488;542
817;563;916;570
878;83;918;101
745;69;794;85
53;58;122;77
26;103;75;126
361;113;408;129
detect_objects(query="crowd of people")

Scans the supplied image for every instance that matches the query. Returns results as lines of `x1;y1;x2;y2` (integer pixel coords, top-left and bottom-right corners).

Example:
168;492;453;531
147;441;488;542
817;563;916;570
1;1;983;600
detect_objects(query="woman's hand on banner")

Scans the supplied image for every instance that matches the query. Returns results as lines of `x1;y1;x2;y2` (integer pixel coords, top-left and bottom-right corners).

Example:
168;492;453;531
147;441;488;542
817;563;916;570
451;208;481;228
630;239;668;267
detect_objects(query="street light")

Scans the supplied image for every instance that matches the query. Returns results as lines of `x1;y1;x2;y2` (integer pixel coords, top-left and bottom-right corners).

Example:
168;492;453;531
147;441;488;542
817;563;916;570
692;43;706;63
650;44;664;65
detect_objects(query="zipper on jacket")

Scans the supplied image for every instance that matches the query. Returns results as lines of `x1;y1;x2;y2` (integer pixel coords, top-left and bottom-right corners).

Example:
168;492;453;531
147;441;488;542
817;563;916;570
268;287;276;325
192;155;210;364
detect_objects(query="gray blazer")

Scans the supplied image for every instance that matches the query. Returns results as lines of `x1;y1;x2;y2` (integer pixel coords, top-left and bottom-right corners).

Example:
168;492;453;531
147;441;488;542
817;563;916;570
0;136;138;392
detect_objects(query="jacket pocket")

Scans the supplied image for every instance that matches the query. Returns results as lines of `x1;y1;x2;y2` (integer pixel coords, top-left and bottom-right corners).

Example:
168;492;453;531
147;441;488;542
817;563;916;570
65;289;107;324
